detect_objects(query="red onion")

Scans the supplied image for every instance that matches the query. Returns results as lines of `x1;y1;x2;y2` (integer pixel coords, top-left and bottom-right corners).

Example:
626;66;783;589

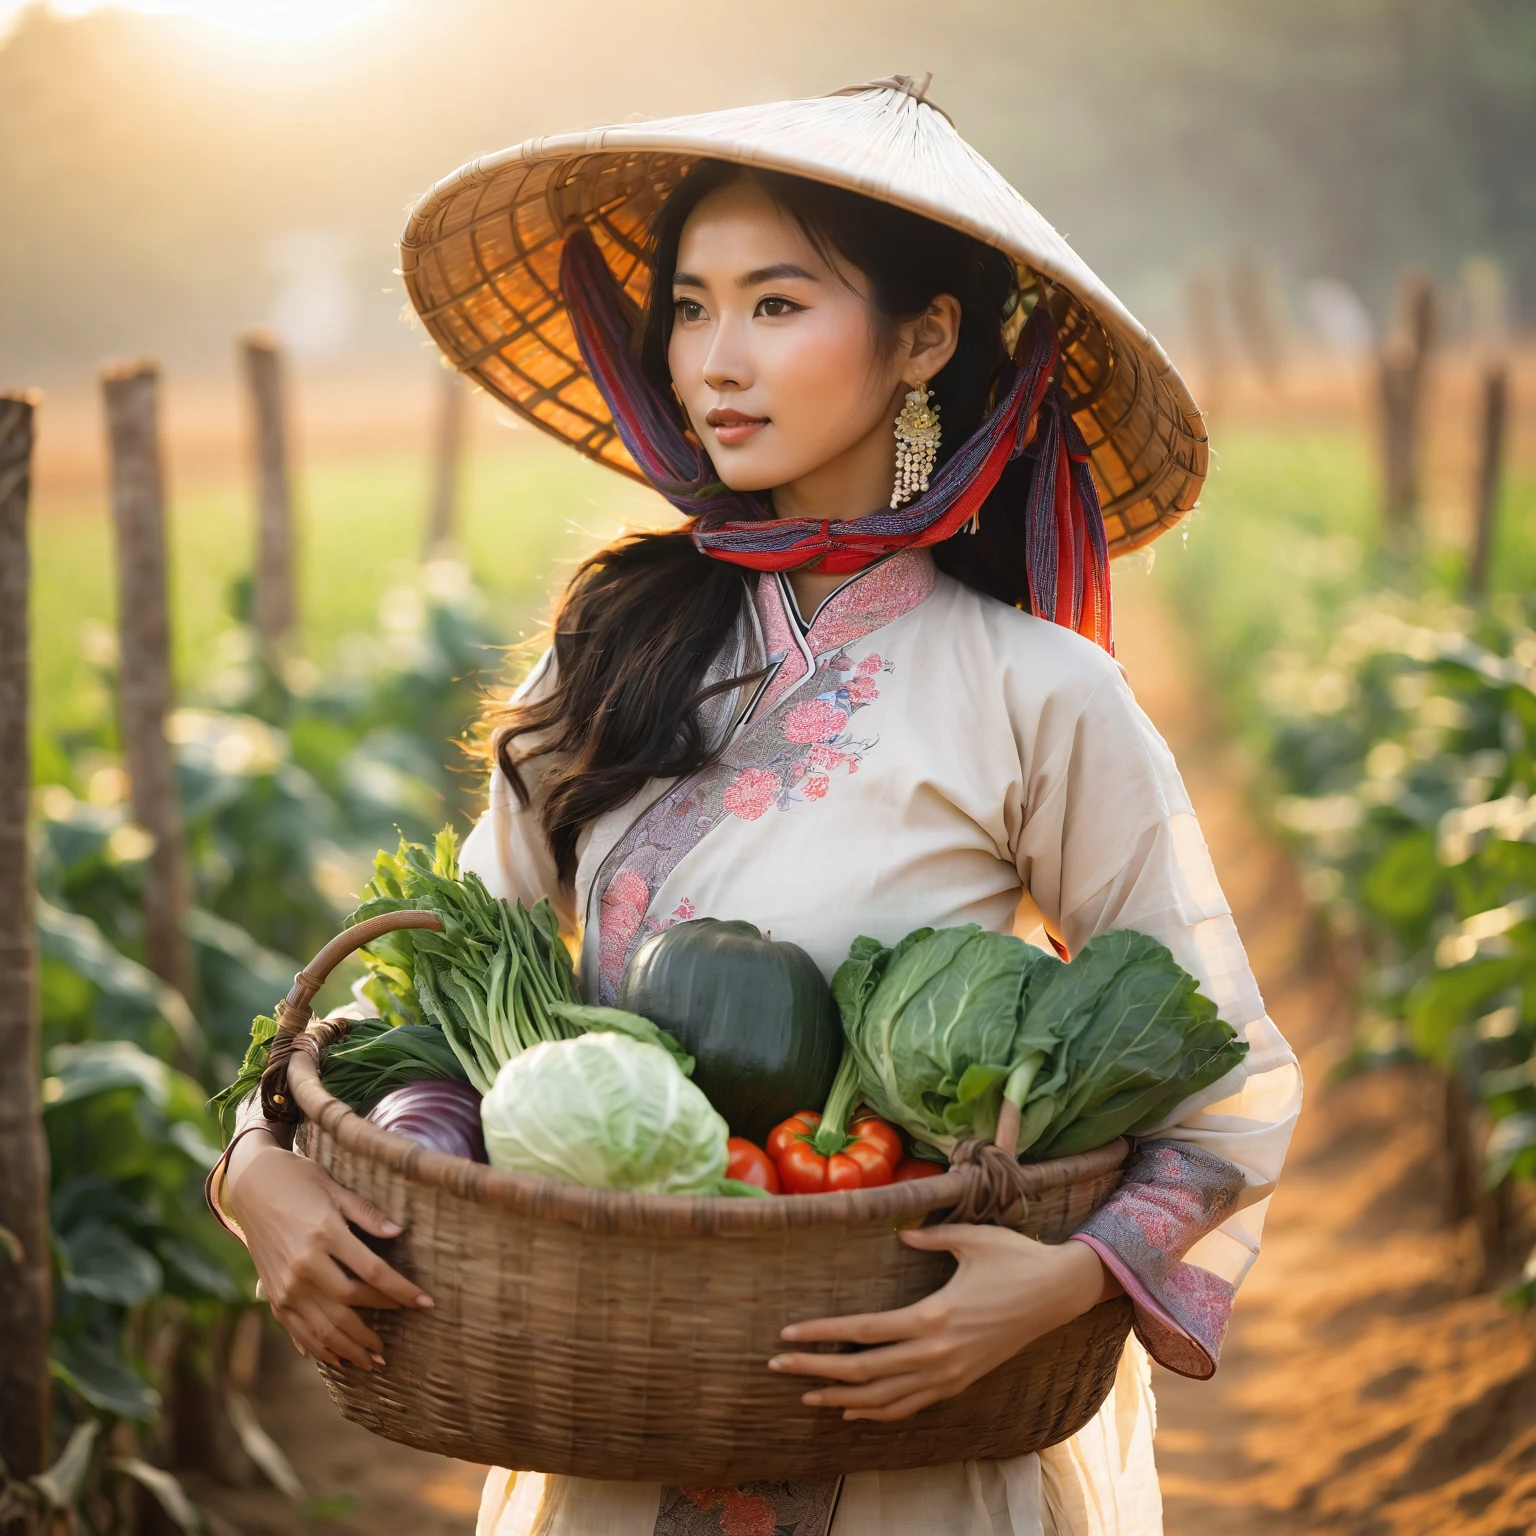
366;1079;486;1162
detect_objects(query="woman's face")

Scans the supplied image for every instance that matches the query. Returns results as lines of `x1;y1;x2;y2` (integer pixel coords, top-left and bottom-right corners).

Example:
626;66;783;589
666;179;957;502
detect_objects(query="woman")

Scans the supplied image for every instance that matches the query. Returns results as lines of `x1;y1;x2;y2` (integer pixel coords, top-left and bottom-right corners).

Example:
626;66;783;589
219;78;1300;1536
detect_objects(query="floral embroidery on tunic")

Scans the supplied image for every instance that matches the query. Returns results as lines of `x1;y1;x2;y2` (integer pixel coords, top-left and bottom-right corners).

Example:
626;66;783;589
748;549;936;722
647;896;697;932
1072;1139;1246;1380
590;550;937;1004
723;652;889;820
653;1480;842;1536
591;651;888;1001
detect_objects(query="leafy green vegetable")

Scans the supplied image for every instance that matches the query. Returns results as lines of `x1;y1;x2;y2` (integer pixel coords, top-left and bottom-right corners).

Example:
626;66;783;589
351;827;581;1091
318;1020;469;1113
547;1003;696;1077
1017;930;1249;1159
833;924;1247;1159
209;1013;278;1138
836;925;1062;1152
480;1033;738;1195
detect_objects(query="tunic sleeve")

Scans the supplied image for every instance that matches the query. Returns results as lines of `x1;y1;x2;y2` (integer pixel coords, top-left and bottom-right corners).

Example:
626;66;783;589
458;648;573;926
1011;661;1302;1380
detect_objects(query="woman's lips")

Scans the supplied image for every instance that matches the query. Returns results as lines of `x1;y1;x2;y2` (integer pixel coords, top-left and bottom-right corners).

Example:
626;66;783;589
706;410;768;447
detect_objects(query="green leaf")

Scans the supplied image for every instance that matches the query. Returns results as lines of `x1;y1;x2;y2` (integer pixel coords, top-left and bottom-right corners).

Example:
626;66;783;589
42;1040;169;1112
109;1458;201;1532
547;1003;695;1076
157;1236;244;1303
31;1420;100;1512
51;1333;160;1419
59;1220;164;1307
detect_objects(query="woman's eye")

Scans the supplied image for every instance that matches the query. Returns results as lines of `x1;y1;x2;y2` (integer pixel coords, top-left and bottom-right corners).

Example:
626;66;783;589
674;298;705;323
756;296;801;318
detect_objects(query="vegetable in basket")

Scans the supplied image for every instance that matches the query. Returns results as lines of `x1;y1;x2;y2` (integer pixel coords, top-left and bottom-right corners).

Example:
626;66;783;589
620;917;843;1144
479;1031;762;1196
833;924;1248;1159
352;827;582;1092
367;1079;486;1161
765;1048;905;1193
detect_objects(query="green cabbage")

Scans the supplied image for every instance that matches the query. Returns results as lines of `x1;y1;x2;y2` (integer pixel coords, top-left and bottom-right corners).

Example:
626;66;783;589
833;925;1248;1159
479;1032;731;1194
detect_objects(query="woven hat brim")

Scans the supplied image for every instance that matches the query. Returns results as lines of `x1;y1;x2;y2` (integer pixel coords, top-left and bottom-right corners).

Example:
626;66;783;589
399;88;1207;555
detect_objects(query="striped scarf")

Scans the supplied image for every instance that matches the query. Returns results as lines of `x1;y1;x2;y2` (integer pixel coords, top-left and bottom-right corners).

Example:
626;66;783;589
561;228;1112;651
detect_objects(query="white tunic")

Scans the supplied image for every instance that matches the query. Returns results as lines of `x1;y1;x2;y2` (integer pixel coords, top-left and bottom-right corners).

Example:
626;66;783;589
460;549;1301;1536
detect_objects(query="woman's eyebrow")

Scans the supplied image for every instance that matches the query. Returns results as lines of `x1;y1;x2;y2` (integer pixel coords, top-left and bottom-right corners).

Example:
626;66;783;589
672;269;706;288
739;262;819;287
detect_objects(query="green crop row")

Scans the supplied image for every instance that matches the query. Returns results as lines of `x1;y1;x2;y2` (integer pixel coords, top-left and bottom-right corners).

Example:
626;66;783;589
17;563;514;1530
1153;426;1536;1301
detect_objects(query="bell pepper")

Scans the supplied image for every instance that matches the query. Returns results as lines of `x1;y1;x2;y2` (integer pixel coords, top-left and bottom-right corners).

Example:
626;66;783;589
767;1051;902;1193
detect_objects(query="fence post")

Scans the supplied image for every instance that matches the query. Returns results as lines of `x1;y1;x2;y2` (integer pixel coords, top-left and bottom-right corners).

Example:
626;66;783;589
240;330;295;656
1227;255;1284;389
1378;273;1436;552
1466;362;1509;600
423;367;466;558
1184;270;1228;418
102;362;193;1001
0;392;51;1483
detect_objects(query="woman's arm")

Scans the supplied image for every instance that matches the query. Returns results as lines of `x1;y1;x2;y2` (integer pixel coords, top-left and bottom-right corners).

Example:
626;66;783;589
217;650;569;1369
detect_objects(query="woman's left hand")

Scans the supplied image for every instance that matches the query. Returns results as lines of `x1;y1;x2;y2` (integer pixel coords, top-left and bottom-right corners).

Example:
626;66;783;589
768;1227;1121;1422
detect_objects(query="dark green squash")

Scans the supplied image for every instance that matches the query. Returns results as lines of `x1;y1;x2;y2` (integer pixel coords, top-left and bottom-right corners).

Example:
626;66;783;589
618;918;841;1144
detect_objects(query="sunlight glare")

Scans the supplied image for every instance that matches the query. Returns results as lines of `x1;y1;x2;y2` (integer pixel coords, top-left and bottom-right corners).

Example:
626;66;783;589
41;0;403;40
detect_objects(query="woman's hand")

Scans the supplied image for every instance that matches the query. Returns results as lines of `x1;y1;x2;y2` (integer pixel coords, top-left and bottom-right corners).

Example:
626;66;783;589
222;1133;433;1370
768;1227;1121;1423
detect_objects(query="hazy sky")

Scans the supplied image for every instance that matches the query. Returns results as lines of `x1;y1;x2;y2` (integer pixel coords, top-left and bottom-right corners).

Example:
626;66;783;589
0;0;402;39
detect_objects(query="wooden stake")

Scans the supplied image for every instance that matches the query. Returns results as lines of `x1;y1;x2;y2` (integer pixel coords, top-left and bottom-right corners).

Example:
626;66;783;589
240;330;295;654
0;390;51;1478
1378;273;1437;552
1227;256;1284;389
424;367;466;558
102;363;193;1000
1184;270;1227;418
1466;362;1509;599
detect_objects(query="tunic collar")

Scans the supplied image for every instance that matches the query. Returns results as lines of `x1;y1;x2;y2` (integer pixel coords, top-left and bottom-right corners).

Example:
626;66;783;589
748;547;938;722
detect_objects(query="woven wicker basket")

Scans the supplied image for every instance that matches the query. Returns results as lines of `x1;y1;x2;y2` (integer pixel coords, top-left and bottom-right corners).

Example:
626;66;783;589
263;913;1134;1484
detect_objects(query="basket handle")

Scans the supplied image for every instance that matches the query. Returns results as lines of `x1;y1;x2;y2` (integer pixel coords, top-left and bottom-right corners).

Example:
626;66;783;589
259;910;444;1122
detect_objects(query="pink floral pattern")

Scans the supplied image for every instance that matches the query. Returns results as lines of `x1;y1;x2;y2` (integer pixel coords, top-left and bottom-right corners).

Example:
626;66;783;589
655;1480;842;1536
719;651;890;821
722;768;783;821
748;548;936;722
598;867;651;988
1071;1140;1246;1380
591;553;939;1005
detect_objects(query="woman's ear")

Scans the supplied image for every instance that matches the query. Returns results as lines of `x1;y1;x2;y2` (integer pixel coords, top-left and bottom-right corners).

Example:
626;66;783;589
900;293;962;384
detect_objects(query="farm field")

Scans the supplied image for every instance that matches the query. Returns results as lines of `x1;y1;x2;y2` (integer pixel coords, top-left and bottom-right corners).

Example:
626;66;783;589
15;350;1536;1533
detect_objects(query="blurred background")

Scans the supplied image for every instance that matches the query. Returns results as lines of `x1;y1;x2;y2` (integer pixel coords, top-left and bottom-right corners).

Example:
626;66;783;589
4;3;1536;1534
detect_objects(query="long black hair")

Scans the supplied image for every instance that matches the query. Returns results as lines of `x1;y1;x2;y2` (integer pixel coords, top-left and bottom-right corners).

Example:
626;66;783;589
487;161;1024;884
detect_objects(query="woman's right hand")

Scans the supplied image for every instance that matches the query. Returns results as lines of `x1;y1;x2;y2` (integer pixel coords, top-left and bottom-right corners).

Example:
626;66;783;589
222;1133;433;1370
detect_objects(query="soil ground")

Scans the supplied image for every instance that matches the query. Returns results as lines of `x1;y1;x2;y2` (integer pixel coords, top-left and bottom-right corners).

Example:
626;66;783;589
191;577;1536;1535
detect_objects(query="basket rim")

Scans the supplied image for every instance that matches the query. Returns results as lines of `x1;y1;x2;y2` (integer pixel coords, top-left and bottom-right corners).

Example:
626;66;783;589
288;1041;1129;1236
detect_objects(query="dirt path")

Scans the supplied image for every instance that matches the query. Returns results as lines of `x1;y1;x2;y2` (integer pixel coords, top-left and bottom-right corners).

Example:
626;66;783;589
1116;576;1536;1536
195;578;1536;1536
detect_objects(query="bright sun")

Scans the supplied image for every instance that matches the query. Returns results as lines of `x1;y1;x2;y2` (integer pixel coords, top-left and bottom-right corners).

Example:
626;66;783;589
36;0;402;39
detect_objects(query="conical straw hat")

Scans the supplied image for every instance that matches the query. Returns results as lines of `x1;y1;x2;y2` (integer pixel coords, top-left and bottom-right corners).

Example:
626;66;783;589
400;76;1207;554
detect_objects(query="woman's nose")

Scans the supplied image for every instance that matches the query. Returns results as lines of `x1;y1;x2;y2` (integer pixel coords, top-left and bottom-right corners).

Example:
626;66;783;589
701;320;752;392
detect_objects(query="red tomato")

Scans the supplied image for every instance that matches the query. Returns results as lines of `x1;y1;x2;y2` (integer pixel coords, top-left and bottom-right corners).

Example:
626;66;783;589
726;1138;781;1194
776;1139;829;1194
825;1152;868;1191
848;1112;903;1169
892;1156;943;1182
767;1110;820;1163
841;1140;894;1186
